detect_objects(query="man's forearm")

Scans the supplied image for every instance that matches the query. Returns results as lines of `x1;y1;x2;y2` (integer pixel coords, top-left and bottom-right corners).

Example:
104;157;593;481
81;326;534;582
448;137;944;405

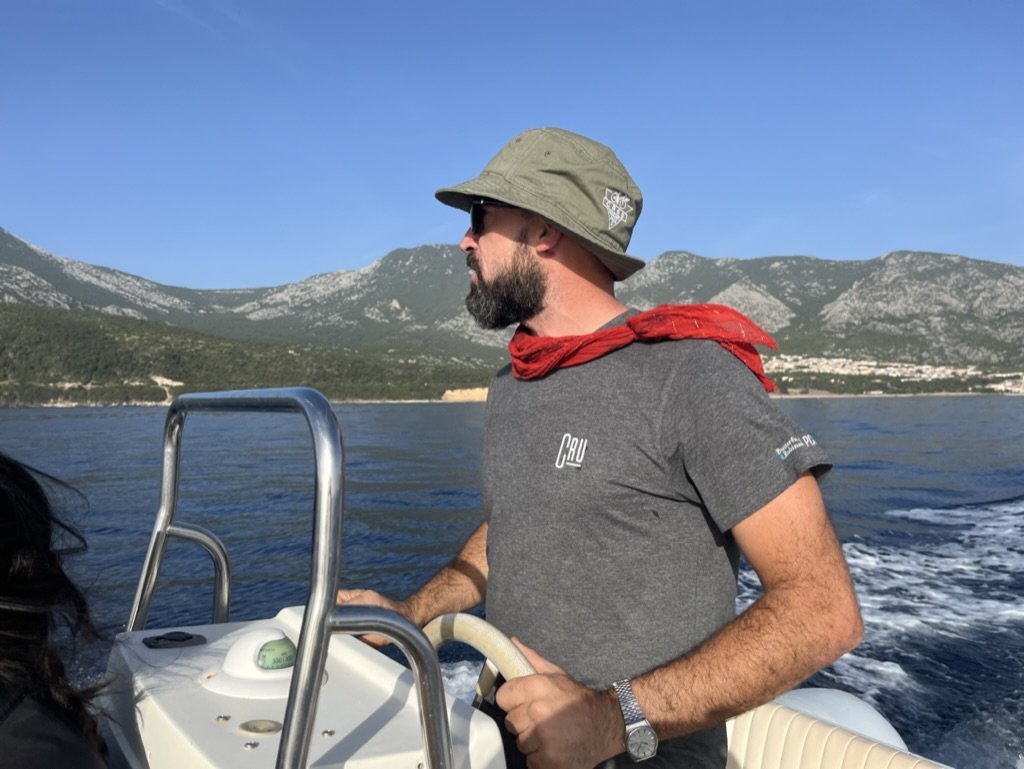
402;522;489;626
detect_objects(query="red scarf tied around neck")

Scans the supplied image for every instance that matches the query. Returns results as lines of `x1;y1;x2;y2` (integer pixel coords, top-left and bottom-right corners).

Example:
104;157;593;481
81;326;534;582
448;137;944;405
508;303;778;392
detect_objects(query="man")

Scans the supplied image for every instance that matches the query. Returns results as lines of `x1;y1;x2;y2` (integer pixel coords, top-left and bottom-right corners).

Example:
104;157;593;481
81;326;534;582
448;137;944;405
338;127;862;768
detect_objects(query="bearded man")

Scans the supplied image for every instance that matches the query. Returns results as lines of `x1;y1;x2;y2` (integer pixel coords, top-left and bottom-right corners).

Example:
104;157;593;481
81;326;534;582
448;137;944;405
339;127;862;769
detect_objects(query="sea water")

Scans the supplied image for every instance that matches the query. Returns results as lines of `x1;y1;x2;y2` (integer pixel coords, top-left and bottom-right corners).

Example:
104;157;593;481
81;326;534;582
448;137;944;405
1;396;1021;768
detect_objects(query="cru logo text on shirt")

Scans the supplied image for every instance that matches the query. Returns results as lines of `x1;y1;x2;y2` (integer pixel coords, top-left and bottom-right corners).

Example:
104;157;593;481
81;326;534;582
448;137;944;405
555;433;588;469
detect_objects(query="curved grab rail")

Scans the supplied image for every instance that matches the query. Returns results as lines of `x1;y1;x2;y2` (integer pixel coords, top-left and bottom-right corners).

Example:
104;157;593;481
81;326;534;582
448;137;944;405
166;522;232;623
124;387;345;769
330;606;455;769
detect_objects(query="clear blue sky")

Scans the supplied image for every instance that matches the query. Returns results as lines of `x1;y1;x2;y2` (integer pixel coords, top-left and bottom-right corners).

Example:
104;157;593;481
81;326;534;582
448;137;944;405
3;1;1022;289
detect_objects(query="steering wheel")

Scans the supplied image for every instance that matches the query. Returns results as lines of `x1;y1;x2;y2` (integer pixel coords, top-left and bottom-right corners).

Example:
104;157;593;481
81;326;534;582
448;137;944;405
422;613;535;700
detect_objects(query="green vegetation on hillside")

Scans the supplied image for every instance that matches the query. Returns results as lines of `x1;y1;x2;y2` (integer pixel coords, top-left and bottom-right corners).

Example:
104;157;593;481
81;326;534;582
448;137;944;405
0;305;494;405
1;304;1017;406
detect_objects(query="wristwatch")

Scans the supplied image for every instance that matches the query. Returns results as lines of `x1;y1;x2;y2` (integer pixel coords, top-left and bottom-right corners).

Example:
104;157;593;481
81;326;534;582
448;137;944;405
612;679;658;762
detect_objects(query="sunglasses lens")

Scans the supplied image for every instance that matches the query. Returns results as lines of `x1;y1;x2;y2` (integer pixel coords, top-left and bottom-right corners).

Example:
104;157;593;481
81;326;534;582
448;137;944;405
470;203;485;235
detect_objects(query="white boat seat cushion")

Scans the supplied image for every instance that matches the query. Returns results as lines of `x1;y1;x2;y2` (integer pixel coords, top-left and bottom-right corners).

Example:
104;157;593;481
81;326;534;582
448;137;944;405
726;702;950;769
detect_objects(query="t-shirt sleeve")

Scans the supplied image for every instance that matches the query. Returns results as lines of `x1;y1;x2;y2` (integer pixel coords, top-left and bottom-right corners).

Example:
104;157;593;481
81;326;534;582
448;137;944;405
667;341;831;533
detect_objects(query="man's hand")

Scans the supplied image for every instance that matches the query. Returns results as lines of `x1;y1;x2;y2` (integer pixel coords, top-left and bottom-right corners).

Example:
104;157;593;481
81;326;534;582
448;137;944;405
335;588;409;647
496;639;624;769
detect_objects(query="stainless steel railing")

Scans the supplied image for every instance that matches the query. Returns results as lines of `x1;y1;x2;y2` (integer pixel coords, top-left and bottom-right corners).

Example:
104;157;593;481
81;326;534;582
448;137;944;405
123;387;454;769
329;606;455;769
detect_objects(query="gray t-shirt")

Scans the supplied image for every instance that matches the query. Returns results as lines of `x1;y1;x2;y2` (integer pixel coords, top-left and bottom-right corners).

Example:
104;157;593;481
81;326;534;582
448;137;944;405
482;332;830;768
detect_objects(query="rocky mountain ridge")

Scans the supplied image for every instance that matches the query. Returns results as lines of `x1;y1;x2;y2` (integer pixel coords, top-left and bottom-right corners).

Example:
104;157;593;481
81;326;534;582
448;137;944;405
2;227;1022;369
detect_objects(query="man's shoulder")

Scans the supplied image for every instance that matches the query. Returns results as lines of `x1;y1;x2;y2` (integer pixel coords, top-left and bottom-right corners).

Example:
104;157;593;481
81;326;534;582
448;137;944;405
623;336;750;376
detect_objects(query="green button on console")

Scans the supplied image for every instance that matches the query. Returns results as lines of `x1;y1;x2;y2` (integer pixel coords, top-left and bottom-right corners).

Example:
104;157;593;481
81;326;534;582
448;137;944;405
256;637;296;670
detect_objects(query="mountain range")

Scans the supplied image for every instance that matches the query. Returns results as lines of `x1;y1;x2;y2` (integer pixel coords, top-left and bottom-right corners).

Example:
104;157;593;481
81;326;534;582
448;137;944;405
2;226;1023;383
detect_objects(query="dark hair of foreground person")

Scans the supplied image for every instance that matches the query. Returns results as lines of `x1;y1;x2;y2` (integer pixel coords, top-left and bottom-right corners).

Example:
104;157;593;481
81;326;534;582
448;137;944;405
0;451;107;768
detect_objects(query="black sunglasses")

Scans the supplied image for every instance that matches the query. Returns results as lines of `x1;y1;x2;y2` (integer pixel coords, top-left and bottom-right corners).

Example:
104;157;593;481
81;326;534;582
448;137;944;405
469;198;516;236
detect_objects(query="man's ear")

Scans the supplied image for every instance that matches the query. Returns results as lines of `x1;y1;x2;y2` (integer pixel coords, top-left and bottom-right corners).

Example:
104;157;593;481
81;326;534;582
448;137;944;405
532;219;563;257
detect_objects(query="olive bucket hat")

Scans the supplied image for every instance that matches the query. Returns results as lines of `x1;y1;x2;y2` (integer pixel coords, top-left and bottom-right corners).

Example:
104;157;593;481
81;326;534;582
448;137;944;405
435;127;645;280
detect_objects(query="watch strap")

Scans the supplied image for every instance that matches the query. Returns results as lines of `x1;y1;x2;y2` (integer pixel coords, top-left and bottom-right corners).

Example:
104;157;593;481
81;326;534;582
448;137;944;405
612;679;646;725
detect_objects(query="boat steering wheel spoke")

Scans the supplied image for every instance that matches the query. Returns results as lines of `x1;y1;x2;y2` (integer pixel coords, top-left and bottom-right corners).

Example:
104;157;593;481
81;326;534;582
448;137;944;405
422;613;535;700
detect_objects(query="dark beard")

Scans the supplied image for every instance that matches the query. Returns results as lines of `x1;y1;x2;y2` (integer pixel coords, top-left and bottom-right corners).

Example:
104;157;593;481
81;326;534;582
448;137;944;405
465;247;547;330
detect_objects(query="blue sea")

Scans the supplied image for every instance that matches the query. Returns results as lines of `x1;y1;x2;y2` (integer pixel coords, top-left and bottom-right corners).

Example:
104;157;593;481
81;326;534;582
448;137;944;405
1;396;1021;768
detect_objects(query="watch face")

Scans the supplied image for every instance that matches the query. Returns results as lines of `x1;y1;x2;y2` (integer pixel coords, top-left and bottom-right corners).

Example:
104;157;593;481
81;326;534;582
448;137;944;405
627;724;658;761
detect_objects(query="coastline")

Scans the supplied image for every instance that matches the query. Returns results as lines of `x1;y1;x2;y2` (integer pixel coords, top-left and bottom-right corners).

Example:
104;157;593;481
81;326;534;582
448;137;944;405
3;389;1020;408
768;390;1022;398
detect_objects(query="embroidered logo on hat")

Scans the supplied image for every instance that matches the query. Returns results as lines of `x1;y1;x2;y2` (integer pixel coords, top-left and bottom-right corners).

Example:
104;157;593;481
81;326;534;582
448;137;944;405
603;188;633;229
